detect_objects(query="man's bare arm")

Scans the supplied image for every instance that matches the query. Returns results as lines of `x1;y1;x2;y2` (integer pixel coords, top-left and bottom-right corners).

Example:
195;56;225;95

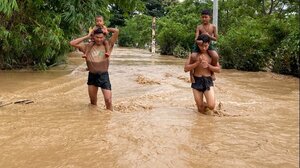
184;54;200;72
208;62;221;73
107;28;119;52
69;32;91;53
210;25;218;41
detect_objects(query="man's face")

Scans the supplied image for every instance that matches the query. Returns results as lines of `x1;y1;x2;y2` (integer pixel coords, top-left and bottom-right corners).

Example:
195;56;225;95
197;42;209;52
201;14;210;24
96;17;104;27
93;33;105;44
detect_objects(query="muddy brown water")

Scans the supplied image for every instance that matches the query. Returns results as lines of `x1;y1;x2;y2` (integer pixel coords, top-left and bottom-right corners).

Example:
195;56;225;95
0;48;299;168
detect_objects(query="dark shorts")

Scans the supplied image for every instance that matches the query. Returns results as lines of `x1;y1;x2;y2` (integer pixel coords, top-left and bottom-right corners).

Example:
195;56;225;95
191;76;214;92
192;42;216;53
87;72;111;90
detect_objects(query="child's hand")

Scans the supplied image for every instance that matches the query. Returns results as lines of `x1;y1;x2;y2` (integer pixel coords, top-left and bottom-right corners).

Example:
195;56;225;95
196;40;203;45
102;26;108;35
88;27;94;37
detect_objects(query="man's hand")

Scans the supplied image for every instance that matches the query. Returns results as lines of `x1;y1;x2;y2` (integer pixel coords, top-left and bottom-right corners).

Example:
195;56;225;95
201;61;209;68
195;56;202;65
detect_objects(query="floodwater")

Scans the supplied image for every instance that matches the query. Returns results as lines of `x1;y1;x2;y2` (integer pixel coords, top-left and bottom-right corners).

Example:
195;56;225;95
0;48;299;168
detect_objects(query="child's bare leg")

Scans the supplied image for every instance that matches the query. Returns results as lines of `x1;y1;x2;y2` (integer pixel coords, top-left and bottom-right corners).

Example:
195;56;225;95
208;50;219;81
104;40;110;57
192;89;205;113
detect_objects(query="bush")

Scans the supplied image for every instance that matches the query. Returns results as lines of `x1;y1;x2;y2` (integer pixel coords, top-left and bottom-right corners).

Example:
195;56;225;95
118;15;152;48
272;26;300;77
218;17;270;71
173;45;189;58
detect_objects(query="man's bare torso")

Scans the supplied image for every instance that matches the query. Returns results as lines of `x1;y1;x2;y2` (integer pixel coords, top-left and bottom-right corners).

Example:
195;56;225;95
85;43;109;73
191;53;212;77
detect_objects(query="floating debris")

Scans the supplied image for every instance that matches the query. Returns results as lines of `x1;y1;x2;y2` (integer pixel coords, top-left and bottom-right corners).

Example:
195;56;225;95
14;99;34;104
0;99;34;107
0;102;13;107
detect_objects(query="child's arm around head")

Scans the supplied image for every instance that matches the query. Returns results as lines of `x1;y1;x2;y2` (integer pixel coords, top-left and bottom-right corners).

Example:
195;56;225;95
195;25;201;42
202;24;218;41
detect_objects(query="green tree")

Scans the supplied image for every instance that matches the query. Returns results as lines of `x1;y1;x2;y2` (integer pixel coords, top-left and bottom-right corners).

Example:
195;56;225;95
0;0;144;69
118;15;152;48
156;0;212;55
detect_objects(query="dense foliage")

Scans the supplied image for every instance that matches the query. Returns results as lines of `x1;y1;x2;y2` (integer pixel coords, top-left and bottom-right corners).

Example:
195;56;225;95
218;0;299;76
0;0;143;69
118;0;299;77
1;0;299;77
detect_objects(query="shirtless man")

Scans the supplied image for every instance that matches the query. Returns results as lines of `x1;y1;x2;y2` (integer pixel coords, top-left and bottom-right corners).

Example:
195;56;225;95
185;34;221;113
70;27;119;110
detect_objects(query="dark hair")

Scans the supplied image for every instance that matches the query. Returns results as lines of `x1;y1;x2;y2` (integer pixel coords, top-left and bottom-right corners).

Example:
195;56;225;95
201;9;211;16
197;34;210;43
94;28;104;35
95;15;103;19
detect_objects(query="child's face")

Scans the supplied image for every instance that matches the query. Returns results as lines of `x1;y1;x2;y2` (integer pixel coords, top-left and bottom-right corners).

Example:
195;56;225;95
198;42;209;52
201;14;211;24
96;17;104;27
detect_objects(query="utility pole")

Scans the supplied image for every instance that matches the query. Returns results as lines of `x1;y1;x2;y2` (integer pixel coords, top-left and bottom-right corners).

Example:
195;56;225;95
213;0;218;34
151;17;156;53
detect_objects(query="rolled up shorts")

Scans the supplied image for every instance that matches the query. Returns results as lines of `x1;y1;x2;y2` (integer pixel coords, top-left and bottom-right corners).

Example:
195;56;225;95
191;76;214;92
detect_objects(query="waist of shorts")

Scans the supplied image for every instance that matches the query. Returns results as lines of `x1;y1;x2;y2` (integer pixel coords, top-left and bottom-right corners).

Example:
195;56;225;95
88;71;108;76
193;75;212;80
194;75;211;78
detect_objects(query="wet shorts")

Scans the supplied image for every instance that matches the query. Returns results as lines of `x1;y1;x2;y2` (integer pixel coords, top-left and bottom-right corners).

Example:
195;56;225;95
87;71;111;90
192;42;216;53
191;76;214;92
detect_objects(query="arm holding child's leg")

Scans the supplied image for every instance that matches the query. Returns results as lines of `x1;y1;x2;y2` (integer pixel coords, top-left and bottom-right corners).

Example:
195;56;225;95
184;54;200;72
